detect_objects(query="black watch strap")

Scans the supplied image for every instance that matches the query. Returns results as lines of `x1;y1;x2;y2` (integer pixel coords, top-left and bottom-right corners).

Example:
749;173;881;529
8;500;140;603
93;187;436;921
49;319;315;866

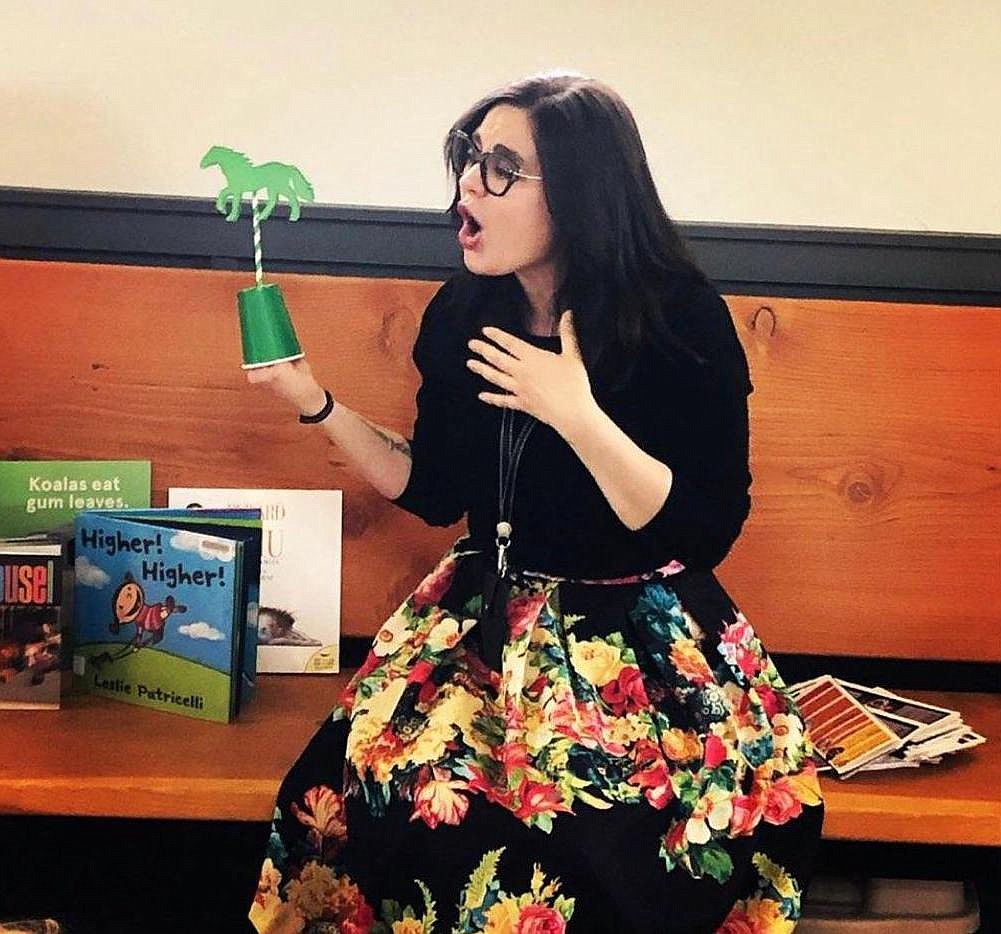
298;389;335;424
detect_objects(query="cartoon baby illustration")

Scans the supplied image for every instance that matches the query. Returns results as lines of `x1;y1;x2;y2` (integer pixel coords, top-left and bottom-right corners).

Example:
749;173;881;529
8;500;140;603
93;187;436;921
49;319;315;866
111;572;187;647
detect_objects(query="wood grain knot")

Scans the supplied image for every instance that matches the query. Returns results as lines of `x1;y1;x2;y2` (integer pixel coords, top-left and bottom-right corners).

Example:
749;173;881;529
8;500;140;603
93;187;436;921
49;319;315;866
379;307;417;358
839;464;888;507
847;479;873;503
341;494;375;537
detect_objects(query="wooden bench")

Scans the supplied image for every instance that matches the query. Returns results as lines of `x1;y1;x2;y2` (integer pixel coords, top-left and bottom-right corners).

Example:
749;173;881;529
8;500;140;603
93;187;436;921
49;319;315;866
1;258;998;850
2;677;998;848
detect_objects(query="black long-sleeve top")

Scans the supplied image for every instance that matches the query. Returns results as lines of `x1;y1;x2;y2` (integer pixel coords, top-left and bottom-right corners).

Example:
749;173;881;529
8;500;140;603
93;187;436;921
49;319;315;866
391;271;753;578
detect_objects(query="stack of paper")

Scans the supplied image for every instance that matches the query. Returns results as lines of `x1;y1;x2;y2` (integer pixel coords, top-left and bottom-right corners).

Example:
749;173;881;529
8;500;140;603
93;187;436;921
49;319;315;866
788;675;985;777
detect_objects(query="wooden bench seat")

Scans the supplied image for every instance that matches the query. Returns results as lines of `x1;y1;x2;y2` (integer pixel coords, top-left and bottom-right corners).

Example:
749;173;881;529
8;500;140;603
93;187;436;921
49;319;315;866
2;675;998;847
1;259;998;852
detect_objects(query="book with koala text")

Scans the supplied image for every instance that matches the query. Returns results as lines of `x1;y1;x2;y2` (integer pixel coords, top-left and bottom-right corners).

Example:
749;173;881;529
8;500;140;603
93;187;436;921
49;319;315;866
72;508;261;722
168;488;342;674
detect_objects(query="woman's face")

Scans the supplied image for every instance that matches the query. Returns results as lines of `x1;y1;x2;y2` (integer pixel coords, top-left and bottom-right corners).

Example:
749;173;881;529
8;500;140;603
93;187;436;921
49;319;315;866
456;104;559;280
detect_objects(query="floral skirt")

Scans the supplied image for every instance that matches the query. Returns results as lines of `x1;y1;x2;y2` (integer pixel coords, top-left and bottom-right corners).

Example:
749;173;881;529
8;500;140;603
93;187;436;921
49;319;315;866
250;539;825;934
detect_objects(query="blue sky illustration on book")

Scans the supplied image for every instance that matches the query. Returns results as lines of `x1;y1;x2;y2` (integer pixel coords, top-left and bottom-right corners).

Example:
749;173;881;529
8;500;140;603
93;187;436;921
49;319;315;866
75;521;252;673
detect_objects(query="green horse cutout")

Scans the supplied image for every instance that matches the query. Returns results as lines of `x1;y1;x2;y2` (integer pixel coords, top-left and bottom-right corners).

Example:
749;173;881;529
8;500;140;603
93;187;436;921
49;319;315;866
200;145;315;222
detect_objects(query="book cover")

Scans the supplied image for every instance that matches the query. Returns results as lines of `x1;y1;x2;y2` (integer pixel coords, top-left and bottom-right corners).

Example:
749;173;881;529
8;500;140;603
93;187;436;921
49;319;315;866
72;508;261;723
791;675;903;775
791;675;985;774
0;537;64;709
0;461;151;538
168;488;342;674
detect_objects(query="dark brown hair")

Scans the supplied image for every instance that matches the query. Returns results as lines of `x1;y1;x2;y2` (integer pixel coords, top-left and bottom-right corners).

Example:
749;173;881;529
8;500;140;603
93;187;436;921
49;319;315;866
445;73;712;392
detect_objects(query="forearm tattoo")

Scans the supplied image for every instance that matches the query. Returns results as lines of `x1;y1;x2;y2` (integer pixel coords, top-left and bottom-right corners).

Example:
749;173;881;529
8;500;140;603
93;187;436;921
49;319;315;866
362;418;411;458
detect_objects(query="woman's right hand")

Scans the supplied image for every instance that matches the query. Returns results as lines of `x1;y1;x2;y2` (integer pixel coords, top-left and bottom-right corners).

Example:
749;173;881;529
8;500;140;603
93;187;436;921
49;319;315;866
246;359;328;417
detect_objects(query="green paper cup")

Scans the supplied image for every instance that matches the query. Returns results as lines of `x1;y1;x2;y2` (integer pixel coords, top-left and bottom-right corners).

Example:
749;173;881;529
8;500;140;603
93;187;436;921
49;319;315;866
237;283;305;369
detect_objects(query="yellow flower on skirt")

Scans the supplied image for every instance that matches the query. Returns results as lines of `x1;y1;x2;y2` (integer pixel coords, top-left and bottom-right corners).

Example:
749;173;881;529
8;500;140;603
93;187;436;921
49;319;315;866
483;897;522;934
568;635;624;686
356;677;407;723
744;895;797;933
426;615;476;652
428;683;485;737
404;719;453;768
391;918;425;934
523;705;556;753
660;727;703;763
372;609;412;657
669;638;714;685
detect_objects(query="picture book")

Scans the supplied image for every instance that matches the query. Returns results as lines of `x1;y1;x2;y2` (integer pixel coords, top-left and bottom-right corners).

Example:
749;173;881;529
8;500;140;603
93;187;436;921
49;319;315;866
0;461;151;538
789;675;901;775
0;536;64;709
73;508;261;723
168;488;342;674
790;675;985;776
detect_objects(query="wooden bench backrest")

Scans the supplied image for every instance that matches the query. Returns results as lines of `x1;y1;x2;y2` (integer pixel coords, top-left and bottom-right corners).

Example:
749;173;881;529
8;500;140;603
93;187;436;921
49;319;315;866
3;259;998;661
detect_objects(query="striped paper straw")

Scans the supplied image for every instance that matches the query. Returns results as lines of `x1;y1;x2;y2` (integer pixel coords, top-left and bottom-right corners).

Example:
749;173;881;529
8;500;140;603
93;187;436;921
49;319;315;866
251;193;263;287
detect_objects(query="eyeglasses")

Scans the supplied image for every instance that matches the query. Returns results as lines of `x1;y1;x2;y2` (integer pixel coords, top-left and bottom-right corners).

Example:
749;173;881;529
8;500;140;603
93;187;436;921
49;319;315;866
448;128;543;197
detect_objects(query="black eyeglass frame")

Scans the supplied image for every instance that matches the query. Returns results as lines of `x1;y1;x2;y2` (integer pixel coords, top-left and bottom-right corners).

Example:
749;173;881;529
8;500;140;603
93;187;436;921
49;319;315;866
448;128;543;197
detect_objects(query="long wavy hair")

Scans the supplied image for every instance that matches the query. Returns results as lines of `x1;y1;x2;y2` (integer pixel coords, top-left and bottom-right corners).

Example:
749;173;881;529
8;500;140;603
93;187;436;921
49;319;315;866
445;72;712;392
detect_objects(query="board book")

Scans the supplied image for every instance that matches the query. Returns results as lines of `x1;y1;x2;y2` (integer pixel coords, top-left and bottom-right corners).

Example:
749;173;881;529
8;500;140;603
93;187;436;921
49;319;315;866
72;508;261;723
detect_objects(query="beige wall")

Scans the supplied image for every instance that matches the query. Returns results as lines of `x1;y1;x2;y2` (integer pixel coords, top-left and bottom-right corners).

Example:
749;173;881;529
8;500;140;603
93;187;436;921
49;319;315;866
2;1;997;234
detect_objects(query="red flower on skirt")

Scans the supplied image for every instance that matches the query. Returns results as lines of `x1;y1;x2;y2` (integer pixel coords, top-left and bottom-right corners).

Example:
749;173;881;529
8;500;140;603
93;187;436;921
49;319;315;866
507;590;547;639
754;683;784;719
729;790;765;836
703;734;728;769
763;775;805;825
628;760;674;809
600;666;650;715
411;555;458;611
515;904;567;934
513;779;572;822
340;898;376;934
410;767;471;829
663;819;687;856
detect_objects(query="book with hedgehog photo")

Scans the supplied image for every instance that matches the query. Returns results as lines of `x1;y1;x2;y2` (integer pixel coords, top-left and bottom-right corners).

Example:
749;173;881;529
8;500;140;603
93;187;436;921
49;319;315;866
72;508;261;722
167;488;342;674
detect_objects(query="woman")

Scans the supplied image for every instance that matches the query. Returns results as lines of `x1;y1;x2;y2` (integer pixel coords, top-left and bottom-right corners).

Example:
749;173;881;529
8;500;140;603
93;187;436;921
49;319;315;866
248;73;824;934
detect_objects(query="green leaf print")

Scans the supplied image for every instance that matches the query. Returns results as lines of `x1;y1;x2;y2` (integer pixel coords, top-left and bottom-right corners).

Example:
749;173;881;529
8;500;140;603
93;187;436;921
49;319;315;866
462;594;483;617
416;878;437;932
532;811;555;833
380;899;403;923
695;842;734;883
555;895;576;921
462;847;504;911
673;770;700;810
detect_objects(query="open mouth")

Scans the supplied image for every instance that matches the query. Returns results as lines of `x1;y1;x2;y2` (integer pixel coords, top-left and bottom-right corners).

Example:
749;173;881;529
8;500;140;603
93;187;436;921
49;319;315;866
457;204;483;248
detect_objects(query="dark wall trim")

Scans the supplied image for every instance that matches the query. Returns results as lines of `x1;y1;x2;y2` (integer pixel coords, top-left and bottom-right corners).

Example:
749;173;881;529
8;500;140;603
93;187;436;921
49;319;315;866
1;186;999;304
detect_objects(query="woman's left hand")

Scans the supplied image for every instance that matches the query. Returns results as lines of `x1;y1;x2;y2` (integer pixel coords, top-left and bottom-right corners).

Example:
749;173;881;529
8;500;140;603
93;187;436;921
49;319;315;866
466;310;597;436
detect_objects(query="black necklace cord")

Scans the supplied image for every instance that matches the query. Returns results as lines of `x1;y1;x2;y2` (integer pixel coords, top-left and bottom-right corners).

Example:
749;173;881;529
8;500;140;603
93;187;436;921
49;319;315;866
496;406;537;575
